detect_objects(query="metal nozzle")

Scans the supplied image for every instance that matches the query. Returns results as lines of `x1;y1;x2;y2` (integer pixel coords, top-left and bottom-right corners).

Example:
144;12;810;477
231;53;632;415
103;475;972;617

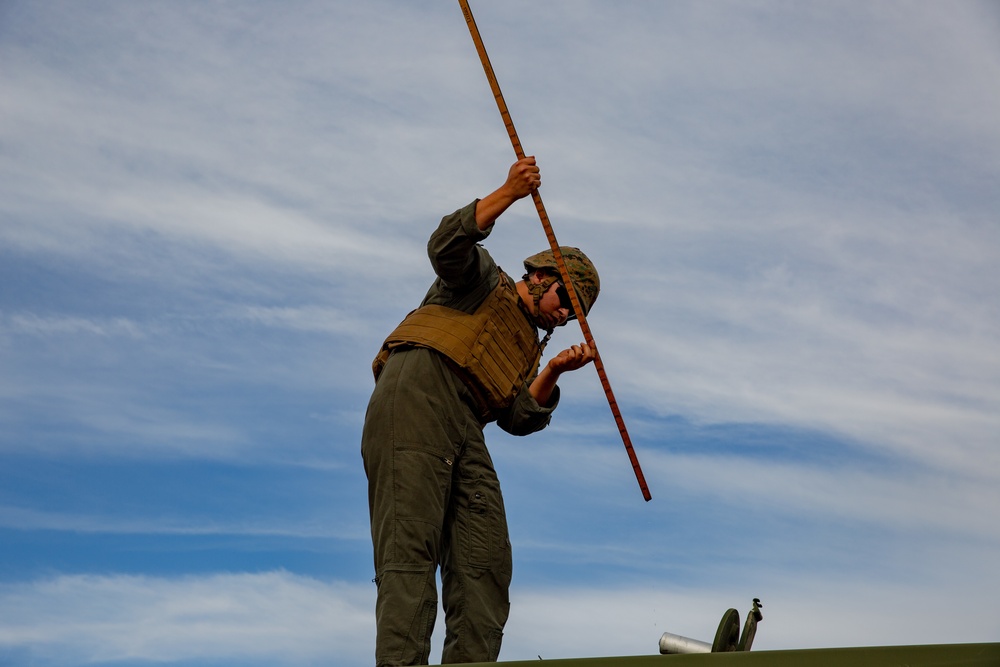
659;631;712;655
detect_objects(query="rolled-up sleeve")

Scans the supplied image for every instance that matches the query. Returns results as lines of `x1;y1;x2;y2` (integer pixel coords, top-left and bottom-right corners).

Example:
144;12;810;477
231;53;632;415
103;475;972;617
495;385;560;436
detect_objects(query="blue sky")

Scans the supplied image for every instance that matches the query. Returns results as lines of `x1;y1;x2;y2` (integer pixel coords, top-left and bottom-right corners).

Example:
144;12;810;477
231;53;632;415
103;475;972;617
2;1;999;665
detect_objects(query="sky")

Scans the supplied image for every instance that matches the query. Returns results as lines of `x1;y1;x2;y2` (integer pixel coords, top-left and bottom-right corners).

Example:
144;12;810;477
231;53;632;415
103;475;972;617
1;1;999;665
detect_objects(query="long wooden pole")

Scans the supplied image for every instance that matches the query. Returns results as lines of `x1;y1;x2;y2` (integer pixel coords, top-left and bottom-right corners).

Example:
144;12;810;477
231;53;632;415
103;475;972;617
458;0;651;502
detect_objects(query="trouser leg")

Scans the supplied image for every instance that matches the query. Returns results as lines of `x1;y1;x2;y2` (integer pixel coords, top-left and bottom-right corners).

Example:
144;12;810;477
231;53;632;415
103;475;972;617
361;350;466;667
372;564;438;667
440;434;513;664
365;440;452;667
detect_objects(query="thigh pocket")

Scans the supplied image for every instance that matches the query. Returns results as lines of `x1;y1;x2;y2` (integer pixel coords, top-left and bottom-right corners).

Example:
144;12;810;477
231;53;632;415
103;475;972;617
392;448;454;526
466;488;491;569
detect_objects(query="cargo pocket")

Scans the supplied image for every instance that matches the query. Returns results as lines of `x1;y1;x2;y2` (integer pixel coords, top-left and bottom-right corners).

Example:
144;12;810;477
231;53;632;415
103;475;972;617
392;447;453;521
466;488;491;569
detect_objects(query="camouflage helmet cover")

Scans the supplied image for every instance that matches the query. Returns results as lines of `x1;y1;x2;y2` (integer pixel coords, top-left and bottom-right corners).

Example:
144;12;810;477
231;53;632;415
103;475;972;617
523;246;600;317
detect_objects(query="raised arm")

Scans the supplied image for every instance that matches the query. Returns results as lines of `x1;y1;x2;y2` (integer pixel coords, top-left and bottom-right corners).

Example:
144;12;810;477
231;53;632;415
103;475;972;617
474;156;540;230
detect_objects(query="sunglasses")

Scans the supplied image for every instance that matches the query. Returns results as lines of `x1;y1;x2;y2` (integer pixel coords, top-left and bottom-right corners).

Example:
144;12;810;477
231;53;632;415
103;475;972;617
555;282;575;314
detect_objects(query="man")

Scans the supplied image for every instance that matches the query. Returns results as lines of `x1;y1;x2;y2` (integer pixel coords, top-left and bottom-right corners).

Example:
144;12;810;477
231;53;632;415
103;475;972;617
361;156;600;665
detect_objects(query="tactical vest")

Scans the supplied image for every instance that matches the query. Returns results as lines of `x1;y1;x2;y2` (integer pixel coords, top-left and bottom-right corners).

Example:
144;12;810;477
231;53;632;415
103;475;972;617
372;271;541;421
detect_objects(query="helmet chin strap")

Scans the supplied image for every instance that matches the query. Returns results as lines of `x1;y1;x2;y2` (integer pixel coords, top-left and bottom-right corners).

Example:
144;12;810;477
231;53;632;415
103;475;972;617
522;272;560;350
523;272;560;315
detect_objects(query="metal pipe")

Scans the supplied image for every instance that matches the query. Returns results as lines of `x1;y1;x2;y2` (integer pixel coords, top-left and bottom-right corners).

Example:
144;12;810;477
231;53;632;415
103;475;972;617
659;632;713;654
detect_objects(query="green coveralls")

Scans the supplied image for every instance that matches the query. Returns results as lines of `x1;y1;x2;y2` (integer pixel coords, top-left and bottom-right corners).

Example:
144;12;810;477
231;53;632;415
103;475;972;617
361;201;559;666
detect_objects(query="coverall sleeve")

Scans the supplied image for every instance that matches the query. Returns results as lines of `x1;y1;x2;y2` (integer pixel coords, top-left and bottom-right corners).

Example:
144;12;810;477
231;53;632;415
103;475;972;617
495;384;560;436
427;200;492;287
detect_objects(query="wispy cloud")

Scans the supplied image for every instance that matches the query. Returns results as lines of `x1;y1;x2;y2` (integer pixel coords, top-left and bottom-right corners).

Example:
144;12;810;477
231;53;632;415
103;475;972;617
0;572;375;666
2;313;144;338
0;505;361;541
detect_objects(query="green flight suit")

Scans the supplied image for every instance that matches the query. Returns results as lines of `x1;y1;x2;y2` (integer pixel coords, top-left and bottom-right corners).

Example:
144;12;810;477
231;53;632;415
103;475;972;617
361;200;559;666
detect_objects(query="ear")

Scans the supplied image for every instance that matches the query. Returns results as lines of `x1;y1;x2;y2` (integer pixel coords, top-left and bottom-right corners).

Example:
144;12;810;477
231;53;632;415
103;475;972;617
531;268;547;284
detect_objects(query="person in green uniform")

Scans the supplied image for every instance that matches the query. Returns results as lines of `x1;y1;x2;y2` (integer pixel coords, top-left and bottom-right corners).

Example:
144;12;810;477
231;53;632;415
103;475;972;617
362;156;600;666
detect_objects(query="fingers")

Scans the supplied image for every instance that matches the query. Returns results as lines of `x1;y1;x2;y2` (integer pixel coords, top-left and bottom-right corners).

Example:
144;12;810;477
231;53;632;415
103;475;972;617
572;342;596;365
507;156;540;196
552;342;595;372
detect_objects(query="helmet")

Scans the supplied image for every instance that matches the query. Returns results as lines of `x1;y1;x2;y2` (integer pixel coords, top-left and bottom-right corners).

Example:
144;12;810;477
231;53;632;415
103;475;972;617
523;246;600;318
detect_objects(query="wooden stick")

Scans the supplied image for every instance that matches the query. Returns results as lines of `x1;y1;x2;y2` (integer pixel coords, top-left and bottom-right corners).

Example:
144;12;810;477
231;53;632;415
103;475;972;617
458;0;651;501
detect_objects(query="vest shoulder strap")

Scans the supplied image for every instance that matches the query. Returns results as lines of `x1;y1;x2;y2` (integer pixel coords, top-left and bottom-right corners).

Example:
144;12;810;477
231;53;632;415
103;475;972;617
371;270;540;419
